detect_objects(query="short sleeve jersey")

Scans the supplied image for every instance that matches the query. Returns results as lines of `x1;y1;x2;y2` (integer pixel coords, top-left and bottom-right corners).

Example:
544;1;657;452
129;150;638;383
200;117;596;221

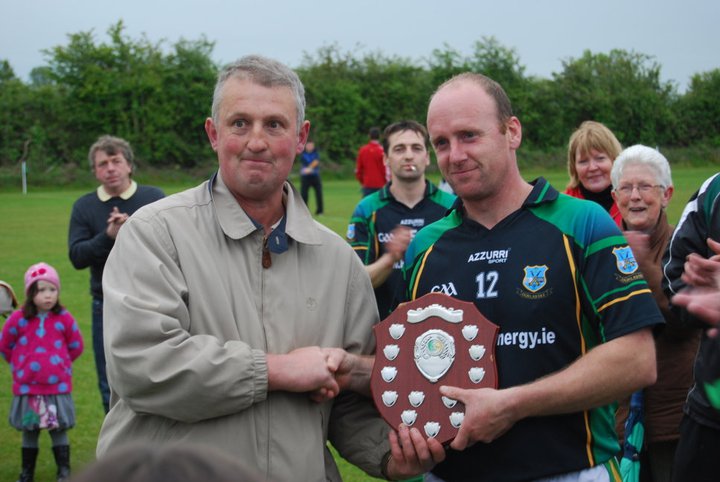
400;178;664;481
347;181;456;318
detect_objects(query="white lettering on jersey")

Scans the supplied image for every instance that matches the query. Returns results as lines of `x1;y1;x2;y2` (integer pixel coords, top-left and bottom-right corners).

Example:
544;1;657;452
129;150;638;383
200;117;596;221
495;327;557;349
467;249;510;264
431;282;458;296
475;271;499;299
400;218;425;228
378;228;419;244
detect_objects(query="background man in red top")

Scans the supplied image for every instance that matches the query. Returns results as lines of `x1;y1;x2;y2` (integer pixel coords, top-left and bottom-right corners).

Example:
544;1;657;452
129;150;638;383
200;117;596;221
355;126;386;197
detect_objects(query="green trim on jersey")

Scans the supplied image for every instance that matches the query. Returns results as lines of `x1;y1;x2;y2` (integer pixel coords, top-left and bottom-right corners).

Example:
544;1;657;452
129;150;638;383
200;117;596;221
705;378;720;410
403;208;462;299
348;193;389;265
529;192;651;311
349;181;456;317
702;173;720;227
526;186;652;465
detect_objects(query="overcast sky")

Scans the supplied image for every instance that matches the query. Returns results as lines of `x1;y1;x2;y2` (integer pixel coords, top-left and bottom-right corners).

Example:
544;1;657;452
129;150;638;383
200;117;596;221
1;0;717;92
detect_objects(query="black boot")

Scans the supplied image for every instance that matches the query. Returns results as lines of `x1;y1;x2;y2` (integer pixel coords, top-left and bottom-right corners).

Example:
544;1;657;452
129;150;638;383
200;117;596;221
52;445;71;482
17;447;38;482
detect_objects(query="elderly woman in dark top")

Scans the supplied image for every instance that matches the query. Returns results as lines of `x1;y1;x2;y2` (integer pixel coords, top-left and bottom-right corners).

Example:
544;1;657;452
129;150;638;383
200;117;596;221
611;144;700;482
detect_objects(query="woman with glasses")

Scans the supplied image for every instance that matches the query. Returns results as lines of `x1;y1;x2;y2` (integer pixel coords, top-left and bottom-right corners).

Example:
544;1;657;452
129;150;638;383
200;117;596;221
611;144;700;482
565;120;623;226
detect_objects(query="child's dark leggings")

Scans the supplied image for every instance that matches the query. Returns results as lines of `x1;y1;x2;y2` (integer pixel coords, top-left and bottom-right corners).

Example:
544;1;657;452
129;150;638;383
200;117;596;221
21;429;68;448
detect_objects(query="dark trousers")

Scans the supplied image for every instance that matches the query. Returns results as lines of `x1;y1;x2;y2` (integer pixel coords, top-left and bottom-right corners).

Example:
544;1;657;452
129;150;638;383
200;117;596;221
300;175;323;214
672;414;720;482
92;297;110;413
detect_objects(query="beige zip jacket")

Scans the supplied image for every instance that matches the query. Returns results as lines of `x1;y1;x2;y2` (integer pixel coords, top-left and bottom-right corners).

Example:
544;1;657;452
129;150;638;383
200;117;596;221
97;173;389;481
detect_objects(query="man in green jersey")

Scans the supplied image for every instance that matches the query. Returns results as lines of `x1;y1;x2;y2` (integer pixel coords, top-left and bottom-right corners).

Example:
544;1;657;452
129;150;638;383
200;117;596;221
347;120;455;318
395;73;662;482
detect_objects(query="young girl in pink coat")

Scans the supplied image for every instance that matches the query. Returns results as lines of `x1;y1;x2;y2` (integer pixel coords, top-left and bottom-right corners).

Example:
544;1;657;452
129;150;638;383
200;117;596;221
0;262;84;482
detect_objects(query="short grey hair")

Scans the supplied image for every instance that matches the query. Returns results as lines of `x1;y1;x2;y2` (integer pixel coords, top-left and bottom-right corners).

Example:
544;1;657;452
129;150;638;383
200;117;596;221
611;144;673;189
211;55;306;132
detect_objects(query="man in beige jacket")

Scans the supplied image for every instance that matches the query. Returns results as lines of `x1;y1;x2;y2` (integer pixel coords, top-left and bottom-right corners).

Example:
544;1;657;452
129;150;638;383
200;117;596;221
96;55;441;481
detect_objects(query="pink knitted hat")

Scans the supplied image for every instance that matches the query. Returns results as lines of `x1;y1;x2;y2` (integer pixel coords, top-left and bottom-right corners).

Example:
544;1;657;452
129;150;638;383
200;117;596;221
24;262;61;295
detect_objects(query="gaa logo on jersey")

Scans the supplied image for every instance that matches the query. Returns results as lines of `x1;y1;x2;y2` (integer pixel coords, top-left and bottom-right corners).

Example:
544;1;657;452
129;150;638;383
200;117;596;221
612;246;638;275
522;265;548;292
346;224;356;241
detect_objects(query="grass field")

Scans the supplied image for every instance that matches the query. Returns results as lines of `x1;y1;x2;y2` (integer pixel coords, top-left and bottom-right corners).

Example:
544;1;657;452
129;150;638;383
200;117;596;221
0;166;718;481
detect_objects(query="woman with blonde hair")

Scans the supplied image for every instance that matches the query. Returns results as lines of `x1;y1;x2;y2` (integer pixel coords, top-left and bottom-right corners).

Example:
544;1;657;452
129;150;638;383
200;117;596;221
565;120;623;226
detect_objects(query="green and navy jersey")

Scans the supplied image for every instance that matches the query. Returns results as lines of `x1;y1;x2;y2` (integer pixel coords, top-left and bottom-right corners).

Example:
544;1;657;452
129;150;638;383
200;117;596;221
347;181;456;318
400;177;663;482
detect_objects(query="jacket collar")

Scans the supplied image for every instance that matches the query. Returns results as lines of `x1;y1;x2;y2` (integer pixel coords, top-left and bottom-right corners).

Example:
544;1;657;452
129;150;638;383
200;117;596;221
210;171;322;245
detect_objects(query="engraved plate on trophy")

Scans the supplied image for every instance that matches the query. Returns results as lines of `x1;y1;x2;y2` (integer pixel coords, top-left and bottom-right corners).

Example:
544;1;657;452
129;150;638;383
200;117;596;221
371;292;499;445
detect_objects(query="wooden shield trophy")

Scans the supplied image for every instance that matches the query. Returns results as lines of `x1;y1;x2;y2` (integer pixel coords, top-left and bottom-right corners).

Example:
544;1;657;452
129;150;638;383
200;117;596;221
371;292;499;445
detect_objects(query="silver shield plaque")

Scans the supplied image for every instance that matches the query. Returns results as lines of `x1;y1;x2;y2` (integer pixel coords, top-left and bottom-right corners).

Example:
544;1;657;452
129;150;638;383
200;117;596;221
371;292;499;445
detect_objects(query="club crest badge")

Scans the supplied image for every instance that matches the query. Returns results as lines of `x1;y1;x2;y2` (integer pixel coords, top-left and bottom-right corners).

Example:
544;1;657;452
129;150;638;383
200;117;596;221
371;292;499;444
612;246;638;275
522;265;548;292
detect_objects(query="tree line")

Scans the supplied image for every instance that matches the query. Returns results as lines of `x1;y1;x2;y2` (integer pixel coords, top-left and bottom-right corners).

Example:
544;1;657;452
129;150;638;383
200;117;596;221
1;21;718;171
